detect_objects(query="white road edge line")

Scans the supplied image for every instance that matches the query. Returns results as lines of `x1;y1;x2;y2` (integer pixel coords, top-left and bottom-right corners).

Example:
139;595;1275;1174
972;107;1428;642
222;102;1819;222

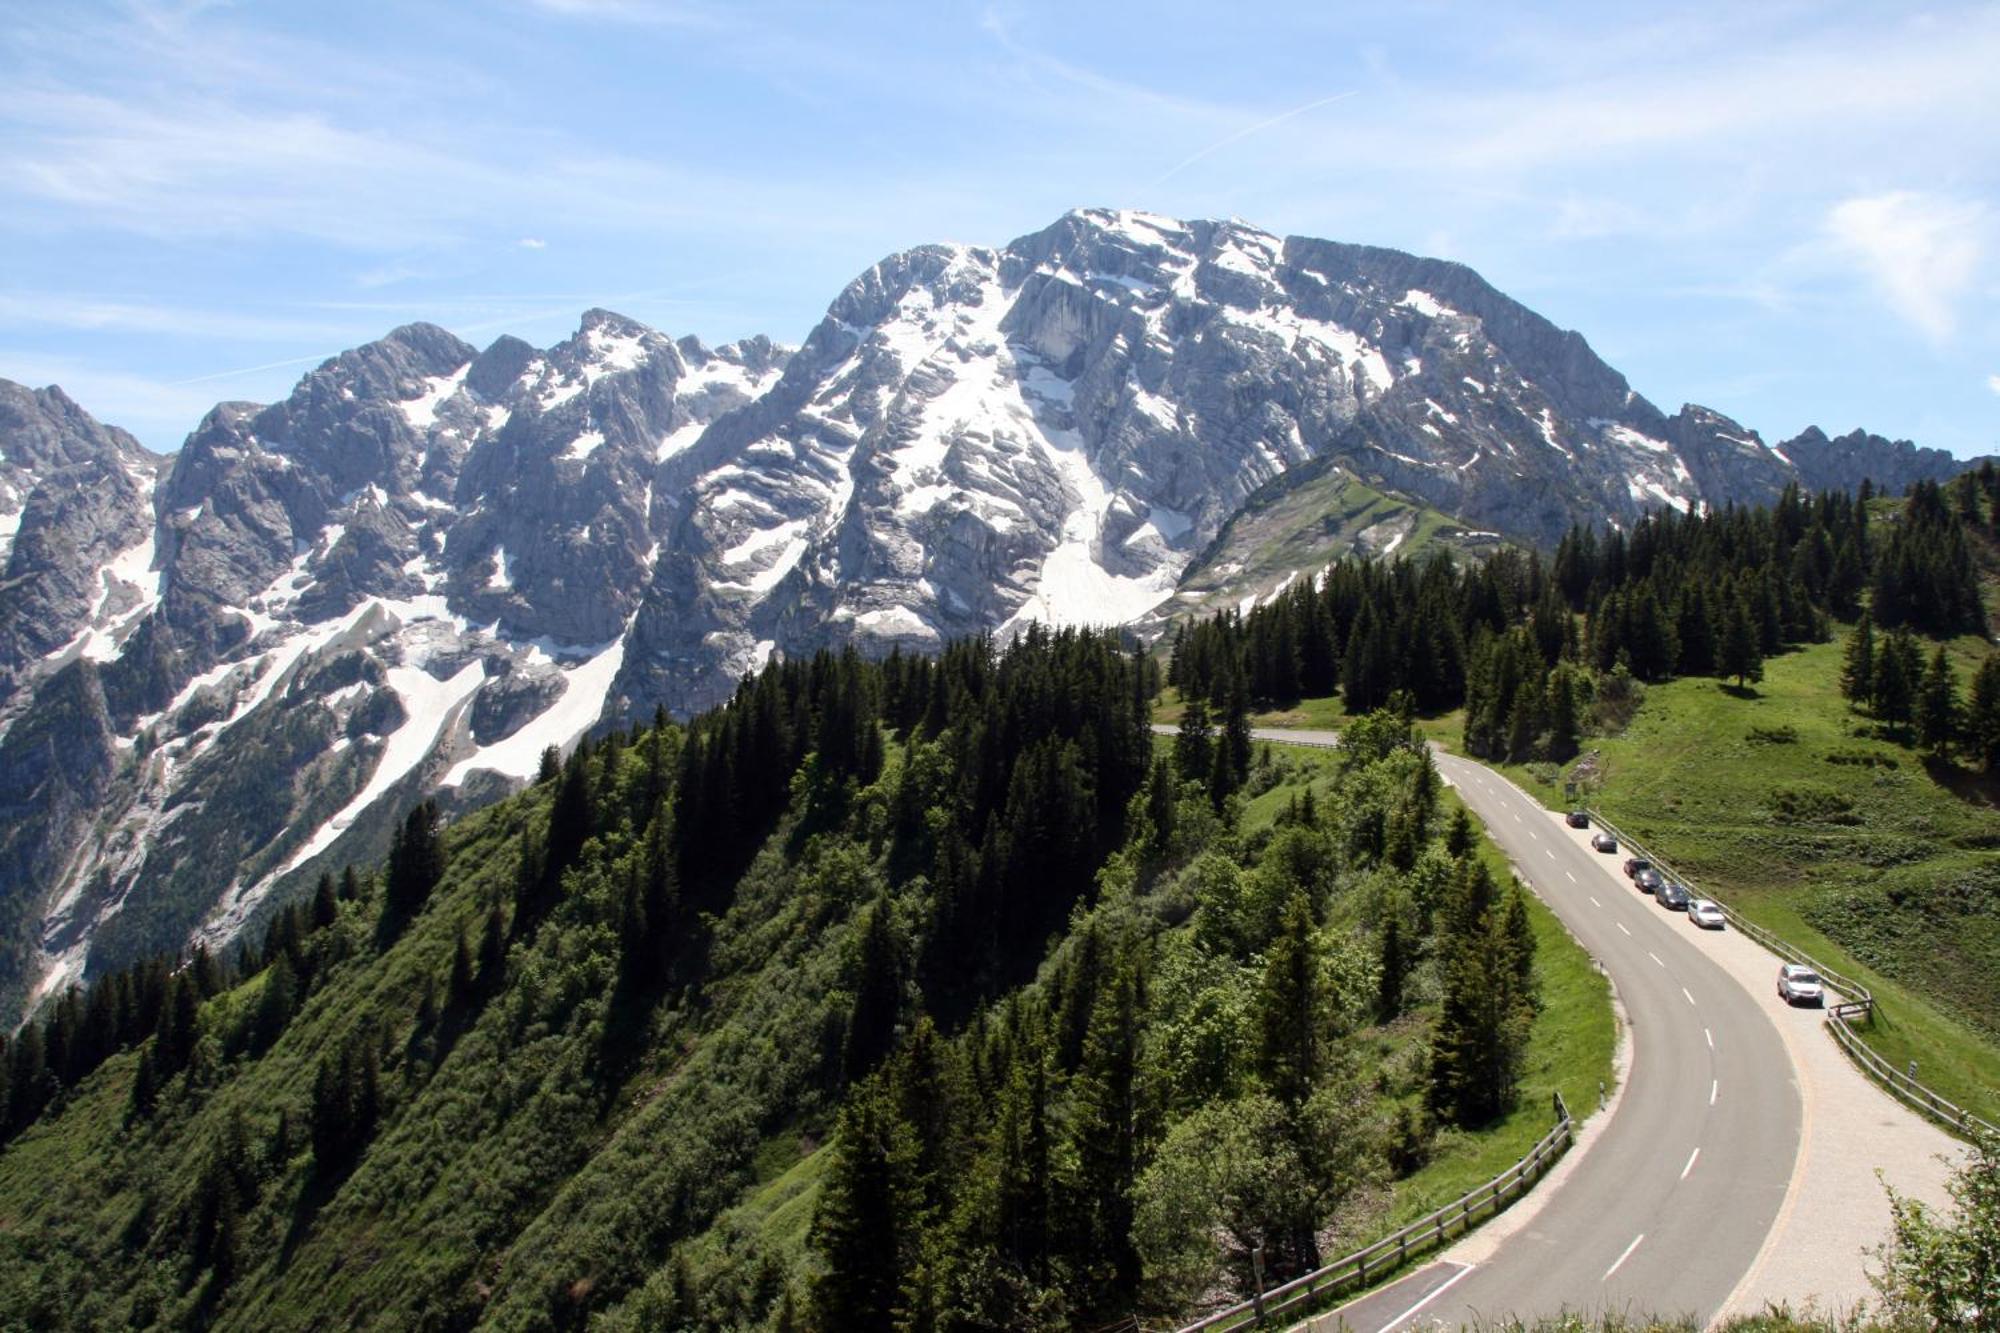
1378;1261;1478;1333
1683;986;1696;1006
1603;1233;1645;1281
1681;1147;1700;1180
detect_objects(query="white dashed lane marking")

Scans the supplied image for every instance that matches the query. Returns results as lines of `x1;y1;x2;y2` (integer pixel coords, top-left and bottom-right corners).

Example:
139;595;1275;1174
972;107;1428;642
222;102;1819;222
1617;922;1631;936
1683;987;1696;1006
1604;1234;1645;1281
1681;1148;1700;1180
1649;951;1665;967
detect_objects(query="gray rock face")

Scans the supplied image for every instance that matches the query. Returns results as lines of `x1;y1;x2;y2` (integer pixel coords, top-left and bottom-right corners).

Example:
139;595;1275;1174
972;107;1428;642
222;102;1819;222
611;209;1857;718
1778;426;1973;498
0;312;791;1017
1;206;1983;1021
0;383;162;695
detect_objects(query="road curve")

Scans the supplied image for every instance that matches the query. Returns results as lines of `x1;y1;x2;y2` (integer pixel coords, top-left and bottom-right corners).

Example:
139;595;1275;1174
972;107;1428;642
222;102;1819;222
1419;750;1798;1326
1200;727;1805;1326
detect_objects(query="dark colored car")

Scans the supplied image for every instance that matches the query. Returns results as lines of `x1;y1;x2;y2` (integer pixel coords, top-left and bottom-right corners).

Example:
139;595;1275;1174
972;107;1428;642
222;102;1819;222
1566;810;1590;829
1634;868;1664;894
1591;832;1618;853
1656;882;1691;911
1623;856;1653;879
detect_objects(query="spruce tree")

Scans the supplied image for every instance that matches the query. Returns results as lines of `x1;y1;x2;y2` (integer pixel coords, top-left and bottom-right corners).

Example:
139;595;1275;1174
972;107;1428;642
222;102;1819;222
810;1082;914;1330
843;899;903;1084
1840;611;1876;707
1874;631;1919;734
1173;698;1212;785
1066;963;1141;1303
1255;893;1321;1107
1717;591;1763;689
1919;645;1961;759
1968;655;2000;771
1376;914;1408;1022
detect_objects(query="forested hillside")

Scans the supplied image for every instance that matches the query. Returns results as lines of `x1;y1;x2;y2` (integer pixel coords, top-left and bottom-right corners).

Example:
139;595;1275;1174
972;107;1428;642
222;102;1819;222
0;628;1604;1331
1168;474;1994;764
1166;468;2000;1130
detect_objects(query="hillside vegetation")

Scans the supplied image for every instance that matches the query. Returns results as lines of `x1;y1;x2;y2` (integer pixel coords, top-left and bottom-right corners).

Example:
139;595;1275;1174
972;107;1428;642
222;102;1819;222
0;630;1609;1331
1162;470;2000;1126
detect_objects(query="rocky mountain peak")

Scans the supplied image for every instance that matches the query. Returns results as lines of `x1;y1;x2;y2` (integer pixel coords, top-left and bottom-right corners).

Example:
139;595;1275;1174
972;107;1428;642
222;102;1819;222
0;206;1985;1024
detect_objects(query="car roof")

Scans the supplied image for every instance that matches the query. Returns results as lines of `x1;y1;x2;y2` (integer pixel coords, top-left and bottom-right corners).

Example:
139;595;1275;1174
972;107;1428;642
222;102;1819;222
1782;963;1818;975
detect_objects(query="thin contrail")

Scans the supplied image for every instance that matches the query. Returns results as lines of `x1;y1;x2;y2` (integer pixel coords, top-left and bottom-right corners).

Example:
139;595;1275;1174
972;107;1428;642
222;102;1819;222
168;352;333;386
1152;90;1359;185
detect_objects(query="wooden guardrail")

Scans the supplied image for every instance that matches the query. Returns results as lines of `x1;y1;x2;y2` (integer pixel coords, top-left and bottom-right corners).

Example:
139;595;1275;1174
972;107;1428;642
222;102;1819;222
1826;1000;1999;1141
1586;809;1995;1144
1172;1093;1573;1332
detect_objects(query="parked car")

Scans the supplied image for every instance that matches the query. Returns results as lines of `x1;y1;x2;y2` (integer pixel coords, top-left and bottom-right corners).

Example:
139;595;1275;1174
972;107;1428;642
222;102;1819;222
1688;899;1726;929
1622;857;1652;879
1591;832;1618;853
1778;964;1825;1006
1634;868;1664;894
1566;810;1590;829
1656;882;1691;910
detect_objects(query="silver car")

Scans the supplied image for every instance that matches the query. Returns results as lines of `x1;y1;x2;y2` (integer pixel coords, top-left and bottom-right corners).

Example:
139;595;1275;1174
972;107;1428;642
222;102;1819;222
1688;899;1726;930
1777;963;1824;1006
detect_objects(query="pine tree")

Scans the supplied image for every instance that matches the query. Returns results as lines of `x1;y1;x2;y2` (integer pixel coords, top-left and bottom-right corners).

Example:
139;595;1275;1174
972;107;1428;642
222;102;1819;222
448;928;476;1009
843;899;903;1084
1968;655;2000;771
251;953;297;1053
1173;698;1212;785
479;902;508;984
1066;963;1142;1303
1874;630;1919;734
1919;645;1961;759
1716;591;1763;689
385;800;445;918
310;872;339;930
1376;914;1408;1022
1429;861;1535;1126
1255;893;1321;1107
1546;665;1581;760
1840;611;1876;707
810;1082;914;1330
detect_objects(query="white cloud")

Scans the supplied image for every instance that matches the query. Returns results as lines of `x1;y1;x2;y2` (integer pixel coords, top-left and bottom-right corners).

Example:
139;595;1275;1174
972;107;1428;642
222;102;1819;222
1988;374;2000;396
1824;191;1987;342
518;237;548;250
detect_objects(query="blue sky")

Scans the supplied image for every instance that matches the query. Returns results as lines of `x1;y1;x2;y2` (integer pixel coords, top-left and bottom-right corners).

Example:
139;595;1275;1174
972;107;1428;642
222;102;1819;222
3;1;1996;457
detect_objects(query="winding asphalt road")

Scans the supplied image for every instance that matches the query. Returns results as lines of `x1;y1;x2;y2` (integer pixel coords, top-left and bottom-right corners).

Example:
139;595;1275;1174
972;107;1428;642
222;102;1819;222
1205;728;1807;1328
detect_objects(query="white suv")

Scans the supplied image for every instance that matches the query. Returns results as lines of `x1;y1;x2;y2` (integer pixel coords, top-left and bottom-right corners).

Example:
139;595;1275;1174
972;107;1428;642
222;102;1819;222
1777;964;1824;1007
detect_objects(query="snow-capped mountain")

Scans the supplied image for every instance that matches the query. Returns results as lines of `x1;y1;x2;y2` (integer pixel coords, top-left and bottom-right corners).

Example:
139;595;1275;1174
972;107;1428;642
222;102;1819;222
0;316;787;1015
0;207;1977;1017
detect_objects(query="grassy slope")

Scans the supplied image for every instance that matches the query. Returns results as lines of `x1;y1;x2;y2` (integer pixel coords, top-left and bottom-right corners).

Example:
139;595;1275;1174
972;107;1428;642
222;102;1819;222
1147;462;1511;633
1472;635;2000;1127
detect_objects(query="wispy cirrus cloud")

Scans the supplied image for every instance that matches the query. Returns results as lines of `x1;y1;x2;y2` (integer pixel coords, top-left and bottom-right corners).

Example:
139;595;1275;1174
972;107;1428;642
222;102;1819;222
1823;191;1987;343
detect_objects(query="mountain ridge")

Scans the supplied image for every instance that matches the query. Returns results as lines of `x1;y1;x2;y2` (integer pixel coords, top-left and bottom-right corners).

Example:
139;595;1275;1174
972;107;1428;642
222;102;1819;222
0;205;1985;1017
